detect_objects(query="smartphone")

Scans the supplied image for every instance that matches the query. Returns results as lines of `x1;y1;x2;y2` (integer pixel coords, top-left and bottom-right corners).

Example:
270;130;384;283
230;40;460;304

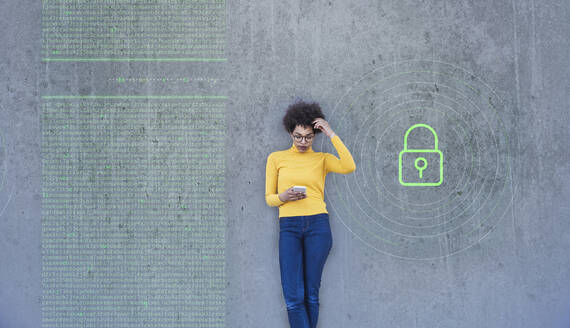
292;186;307;193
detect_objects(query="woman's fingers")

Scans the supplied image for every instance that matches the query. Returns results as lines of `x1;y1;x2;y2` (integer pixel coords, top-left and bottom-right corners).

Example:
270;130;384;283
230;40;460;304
290;190;305;200
283;187;306;201
313;118;329;131
286;189;295;200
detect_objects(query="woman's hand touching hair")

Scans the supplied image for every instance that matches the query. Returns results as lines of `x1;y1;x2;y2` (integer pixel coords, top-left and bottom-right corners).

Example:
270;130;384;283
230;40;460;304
278;187;307;202
312;118;336;138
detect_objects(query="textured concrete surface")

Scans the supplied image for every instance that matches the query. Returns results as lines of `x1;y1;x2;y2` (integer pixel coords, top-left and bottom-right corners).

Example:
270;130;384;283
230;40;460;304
1;0;569;327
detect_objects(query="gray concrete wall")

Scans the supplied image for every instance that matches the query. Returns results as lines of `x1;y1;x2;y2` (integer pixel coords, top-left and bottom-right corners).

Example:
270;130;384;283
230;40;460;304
1;0;569;327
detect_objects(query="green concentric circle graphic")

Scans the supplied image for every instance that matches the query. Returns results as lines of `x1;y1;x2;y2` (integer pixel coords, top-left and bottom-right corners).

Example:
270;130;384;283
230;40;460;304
319;60;517;260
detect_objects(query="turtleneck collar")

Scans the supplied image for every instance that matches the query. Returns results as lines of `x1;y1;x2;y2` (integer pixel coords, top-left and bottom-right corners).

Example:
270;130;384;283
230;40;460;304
290;143;314;153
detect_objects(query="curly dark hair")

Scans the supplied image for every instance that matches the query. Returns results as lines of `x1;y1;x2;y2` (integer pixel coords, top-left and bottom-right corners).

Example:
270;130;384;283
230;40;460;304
282;100;326;135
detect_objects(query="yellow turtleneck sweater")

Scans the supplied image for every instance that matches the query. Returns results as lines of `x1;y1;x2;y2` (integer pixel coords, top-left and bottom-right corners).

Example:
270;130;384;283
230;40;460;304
265;134;356;218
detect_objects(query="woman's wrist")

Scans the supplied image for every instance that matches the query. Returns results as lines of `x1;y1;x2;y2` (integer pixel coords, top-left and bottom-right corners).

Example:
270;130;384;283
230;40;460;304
329;132;336;138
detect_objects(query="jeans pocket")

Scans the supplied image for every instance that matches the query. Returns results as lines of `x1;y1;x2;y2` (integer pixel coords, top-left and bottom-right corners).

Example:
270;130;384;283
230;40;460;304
279;217;300;229
309;213;328;222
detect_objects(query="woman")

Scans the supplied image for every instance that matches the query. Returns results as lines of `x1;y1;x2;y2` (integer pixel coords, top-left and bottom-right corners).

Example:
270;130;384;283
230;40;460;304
265;100;356;328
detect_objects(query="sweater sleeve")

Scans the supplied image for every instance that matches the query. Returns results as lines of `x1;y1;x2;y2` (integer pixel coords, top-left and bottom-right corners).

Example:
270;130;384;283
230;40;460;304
265;153;286;207
324;135;357;174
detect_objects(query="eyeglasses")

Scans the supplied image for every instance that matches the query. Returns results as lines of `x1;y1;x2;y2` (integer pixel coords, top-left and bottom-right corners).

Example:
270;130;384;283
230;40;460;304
292;134;314;142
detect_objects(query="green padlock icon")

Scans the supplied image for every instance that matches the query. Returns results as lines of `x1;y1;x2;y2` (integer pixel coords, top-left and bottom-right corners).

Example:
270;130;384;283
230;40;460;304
398;123;443;186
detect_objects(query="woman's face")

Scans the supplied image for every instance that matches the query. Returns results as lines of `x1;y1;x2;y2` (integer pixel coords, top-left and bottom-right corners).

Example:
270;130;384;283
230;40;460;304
291;125;315;153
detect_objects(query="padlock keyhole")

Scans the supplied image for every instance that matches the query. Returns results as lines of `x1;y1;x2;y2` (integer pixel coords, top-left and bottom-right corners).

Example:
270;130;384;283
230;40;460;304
414;157;428;179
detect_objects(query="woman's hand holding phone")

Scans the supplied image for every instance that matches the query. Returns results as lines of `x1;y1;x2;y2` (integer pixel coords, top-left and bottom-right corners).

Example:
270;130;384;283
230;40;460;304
278;187;307;202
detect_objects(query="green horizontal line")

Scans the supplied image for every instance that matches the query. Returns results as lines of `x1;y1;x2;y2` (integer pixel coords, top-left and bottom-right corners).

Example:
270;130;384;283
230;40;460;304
42;58;227;62
41;95;227;99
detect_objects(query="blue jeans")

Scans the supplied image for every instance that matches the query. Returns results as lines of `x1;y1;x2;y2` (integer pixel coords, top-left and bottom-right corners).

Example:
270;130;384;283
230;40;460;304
279;213;333;328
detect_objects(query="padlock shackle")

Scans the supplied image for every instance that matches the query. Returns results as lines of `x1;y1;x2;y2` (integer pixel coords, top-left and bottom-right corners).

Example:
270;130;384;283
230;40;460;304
403;124;438;151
